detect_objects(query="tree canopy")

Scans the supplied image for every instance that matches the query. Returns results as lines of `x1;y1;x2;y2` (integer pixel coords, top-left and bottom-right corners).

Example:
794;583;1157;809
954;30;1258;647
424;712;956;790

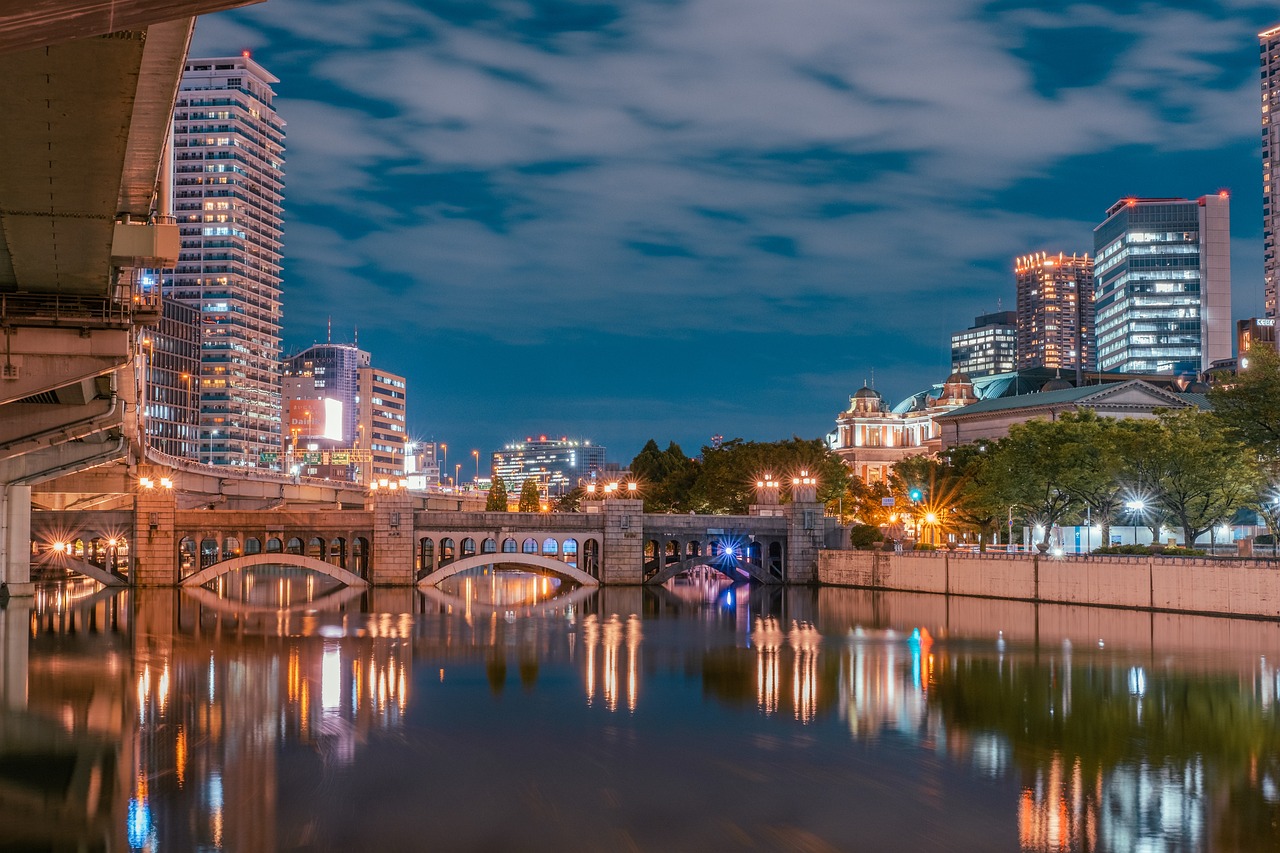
485;476;509;511
517;478;541;512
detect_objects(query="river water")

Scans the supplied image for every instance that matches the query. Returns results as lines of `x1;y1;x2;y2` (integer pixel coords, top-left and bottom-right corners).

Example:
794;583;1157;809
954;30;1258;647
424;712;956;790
6;566;1280;852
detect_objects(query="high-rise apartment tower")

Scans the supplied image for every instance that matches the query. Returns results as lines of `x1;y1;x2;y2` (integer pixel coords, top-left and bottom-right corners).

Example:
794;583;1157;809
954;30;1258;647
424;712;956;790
1014;252;1095;379
1093;196;1231;375
168;54;286;467
1262;25;1280;317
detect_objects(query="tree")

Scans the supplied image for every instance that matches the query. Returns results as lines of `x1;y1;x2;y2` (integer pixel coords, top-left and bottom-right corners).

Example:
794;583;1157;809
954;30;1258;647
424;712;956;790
989;418;1092;548
1122;410;1258;546
485;476;509;511
1051;411;1127;543
518;478;541;512
554;485;584;512
686;437;850;515
1209;342;1280;459
630;439;698;512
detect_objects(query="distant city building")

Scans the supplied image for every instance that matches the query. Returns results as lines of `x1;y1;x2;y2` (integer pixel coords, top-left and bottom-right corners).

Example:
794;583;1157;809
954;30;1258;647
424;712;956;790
281;343;369;479
1014;252;1095;378
951;310;1017;378
358;366;407;482
1093;195;1231;375
144;299;200;458
1238;317;1278;368
168;54;286;468
1262;24;1280;316
491;436;606;497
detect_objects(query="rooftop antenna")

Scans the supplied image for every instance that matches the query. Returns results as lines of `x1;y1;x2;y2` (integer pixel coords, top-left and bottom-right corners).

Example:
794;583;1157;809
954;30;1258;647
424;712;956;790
327;315;332;344
869;368;875;389
353;325;358;346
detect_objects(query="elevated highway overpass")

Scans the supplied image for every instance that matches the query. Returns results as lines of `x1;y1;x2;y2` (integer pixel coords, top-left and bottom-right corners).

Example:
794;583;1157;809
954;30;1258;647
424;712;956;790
0;0;263;595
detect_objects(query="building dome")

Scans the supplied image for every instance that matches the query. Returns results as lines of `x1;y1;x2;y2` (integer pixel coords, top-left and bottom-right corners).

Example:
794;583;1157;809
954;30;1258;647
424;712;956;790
944;371;971;386
1041;377;1073;392
849;384;886;415
1185;381;1211;394
853;385;881;400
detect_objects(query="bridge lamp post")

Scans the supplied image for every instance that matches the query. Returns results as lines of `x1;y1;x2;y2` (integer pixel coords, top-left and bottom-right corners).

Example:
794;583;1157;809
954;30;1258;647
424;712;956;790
454;463;461;489
106;538;119;574
440;444;448;486
472;449;479;483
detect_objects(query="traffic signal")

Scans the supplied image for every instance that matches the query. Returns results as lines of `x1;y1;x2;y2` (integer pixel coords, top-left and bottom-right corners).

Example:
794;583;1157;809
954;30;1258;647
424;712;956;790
909;487;923;502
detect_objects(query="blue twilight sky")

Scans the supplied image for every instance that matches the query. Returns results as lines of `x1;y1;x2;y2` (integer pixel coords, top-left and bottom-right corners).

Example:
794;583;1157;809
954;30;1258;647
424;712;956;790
193;0;1278;464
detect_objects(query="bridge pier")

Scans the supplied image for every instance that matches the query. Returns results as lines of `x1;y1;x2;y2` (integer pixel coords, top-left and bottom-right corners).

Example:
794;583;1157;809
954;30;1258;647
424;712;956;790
367;485;414;585
0;484;33;596
600;499;644;584
132;466;177;586
784;482;822;584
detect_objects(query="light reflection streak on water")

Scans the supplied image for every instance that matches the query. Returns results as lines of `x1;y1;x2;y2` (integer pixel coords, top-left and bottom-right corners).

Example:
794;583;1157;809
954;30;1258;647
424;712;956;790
20;577;1280;852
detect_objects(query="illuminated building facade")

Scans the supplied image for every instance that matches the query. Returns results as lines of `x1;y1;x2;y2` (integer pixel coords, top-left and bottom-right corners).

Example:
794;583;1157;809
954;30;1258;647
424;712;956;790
491;436;606;496
1015;252;1095;378
358;366;407;481
282;343;367;478
1238;317;1278;368
950;310;1017;378
144;298;201;458
1262;25;1280;316
829;376;976;483
168;55;286;467
1093;195;1232;375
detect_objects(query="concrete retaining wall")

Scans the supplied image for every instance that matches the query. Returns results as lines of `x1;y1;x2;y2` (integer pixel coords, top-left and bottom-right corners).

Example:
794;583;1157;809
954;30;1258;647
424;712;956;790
818;549;1280;620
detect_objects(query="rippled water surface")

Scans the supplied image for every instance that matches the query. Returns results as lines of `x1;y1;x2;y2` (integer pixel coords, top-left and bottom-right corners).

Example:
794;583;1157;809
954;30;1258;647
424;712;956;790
7;567;1280;851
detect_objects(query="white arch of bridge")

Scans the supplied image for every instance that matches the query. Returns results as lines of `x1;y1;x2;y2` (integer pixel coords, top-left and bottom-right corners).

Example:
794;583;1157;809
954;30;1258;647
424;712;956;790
417;553;599;588
180;553;369;588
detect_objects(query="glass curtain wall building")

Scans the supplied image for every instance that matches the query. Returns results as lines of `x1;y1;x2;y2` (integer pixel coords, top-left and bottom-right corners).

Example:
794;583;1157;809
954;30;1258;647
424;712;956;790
168;55;286;467
1093;196;1231;375
492;437;607;497
951;310;1017;378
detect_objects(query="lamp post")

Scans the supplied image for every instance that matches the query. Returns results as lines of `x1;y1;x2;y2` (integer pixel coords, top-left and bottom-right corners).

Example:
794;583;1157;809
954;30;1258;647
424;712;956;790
440;444;448;486
472;449;479;483
454;463;461;489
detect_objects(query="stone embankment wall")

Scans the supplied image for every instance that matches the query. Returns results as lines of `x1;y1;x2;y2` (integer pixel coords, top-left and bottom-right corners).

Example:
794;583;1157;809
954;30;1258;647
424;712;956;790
818;549;1280;619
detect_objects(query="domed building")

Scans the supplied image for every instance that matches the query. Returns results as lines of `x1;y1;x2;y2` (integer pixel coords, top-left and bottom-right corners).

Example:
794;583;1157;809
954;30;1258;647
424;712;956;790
830;384;943;484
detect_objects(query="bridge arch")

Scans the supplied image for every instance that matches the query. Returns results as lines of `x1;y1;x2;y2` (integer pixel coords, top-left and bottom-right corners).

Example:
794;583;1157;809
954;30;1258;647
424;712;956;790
44;555;128;587
180;553;369;588
418;553;599;588
646;555;776;586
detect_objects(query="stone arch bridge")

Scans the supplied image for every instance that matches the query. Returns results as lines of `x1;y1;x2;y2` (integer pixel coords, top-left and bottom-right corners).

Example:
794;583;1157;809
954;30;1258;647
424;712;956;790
31;481;844;587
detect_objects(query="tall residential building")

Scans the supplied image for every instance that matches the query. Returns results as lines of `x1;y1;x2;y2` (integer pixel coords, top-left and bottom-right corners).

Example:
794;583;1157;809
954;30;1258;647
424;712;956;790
1093;195;1231;375
1014;252;1095;379
950;310;1017;378
492;436;607;497
358;366;408;482
168;54;286;468
1262;25;1280;316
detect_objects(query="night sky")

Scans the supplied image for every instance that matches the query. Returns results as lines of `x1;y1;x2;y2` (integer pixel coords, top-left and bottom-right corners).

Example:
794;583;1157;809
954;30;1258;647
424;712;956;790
192;0;1279;463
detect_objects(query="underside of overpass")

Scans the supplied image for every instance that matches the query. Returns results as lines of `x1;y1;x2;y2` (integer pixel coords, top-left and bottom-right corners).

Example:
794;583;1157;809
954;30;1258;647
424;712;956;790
0;0;261;594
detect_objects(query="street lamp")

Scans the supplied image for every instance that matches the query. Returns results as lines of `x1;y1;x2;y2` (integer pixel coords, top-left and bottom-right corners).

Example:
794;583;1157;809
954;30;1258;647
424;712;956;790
472;449;479;483
440;443;448;486
454;463;461;489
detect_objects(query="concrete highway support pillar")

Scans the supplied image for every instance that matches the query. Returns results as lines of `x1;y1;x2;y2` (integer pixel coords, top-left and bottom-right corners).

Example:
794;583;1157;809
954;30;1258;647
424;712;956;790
601;499;644;584
0;595;28;710
367;486;414;585
132;468;177;586
0;485;33;597
785;479;822;584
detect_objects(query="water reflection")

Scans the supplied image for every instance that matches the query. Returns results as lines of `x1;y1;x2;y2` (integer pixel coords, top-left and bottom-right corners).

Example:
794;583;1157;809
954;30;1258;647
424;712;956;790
6;573;1280;850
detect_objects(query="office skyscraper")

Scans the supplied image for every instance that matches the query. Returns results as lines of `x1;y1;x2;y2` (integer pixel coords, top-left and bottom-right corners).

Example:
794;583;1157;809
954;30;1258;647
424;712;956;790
168;54;285;467
1093;196;1231;375
1262;25;1280;317
358;366;408;482
1014;252;1095;378
951;310;1017;378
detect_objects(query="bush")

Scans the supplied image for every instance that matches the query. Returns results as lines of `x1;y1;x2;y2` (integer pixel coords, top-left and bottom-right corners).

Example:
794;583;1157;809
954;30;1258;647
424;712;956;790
849;524;884;550
1092;544;1206;557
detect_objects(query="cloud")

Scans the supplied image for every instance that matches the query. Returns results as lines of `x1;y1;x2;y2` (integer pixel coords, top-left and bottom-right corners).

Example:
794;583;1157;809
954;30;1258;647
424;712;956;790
191;0;1276;455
